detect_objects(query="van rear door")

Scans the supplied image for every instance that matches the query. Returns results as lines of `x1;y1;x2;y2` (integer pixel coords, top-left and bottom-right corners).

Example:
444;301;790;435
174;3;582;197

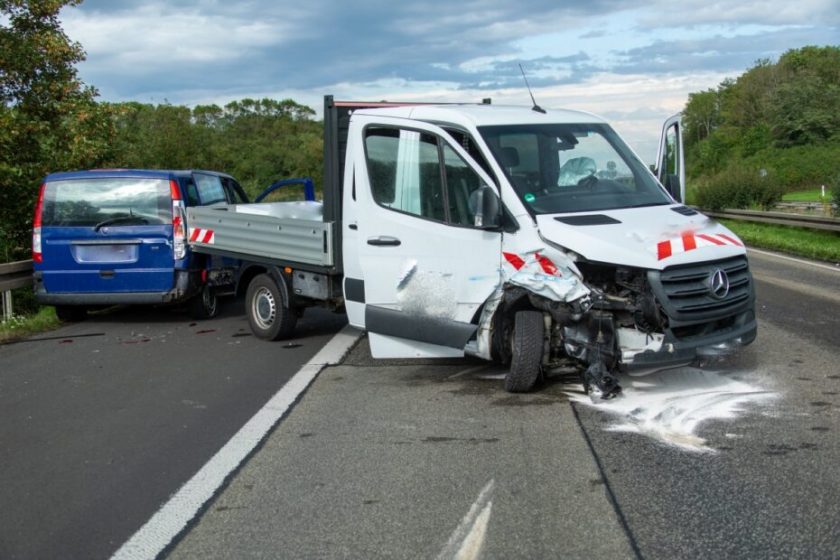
39;176;176;294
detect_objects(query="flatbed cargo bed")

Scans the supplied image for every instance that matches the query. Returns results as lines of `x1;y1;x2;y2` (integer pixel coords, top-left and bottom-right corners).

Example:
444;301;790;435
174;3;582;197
186;202;336;270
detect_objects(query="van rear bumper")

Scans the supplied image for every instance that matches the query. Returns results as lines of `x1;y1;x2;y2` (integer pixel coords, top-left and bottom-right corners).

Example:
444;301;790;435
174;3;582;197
33;270;200;306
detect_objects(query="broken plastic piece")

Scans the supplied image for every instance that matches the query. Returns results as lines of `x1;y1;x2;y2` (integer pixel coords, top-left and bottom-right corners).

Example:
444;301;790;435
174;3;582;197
582;361;622;400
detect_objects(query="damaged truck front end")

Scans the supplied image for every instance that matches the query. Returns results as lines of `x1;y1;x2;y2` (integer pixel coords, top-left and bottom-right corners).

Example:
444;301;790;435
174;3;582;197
475;246;757;399
471;118;757;398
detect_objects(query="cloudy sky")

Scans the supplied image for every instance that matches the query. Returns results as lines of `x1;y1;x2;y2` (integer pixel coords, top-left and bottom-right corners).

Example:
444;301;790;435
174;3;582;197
61;0;840;162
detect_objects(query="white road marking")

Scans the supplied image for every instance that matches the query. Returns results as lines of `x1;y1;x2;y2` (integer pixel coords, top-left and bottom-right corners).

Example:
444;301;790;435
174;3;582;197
110;325;362;560
748;247;840;273
436;479;495;560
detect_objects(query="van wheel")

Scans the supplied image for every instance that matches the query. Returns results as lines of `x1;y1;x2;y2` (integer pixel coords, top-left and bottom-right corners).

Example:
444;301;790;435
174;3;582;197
246;273;297;341
55;306;87;322
189;284;219;319
504;311;544;393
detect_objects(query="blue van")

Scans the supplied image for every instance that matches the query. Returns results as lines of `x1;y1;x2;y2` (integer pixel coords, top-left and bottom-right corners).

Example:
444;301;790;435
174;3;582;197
32;169;248;321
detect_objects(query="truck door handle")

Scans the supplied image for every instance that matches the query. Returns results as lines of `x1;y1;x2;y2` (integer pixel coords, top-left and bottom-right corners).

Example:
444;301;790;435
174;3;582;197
367;236;401;247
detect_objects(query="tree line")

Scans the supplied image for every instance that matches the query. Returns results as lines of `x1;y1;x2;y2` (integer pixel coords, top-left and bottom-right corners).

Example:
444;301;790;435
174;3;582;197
0;1;322;261
682;46;840;210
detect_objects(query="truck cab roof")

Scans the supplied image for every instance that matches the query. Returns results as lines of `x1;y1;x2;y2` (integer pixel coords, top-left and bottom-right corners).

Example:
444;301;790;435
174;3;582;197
353;104;607;128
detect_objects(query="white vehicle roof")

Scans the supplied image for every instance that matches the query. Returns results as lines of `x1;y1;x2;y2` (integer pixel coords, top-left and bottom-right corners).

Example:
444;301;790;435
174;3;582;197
354;104;607;129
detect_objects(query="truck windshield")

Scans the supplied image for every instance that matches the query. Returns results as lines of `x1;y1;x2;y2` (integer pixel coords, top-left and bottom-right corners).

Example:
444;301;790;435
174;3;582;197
479;123;672;214
42;178;172;227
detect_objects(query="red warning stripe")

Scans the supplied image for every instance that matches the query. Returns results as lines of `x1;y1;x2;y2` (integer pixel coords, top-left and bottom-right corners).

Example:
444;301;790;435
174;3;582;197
717;233;743;247
657;240;672;260
697;233;725;246
656;232;743;260
503;252;525;270
189;227;215;244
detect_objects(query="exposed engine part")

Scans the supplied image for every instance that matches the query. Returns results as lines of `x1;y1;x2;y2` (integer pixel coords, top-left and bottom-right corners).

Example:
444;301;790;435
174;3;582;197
560;306;623;398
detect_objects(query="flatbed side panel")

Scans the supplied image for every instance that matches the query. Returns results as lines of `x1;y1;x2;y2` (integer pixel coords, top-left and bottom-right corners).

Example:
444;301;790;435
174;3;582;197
186;207;334;267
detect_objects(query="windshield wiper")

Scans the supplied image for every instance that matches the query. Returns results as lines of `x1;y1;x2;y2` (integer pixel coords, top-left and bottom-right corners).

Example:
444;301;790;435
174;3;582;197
94;214;149;231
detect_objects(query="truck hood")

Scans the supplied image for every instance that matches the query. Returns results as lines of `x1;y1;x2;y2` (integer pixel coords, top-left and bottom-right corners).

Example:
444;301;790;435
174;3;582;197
535;205;746;270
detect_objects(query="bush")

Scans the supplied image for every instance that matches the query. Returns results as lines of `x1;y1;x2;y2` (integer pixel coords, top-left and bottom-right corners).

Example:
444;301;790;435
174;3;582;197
743;142;840;190
695;166;785;211
832;175;840;216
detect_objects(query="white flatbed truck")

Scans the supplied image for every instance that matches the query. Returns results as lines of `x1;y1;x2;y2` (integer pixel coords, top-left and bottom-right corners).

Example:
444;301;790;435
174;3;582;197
187;96;756;397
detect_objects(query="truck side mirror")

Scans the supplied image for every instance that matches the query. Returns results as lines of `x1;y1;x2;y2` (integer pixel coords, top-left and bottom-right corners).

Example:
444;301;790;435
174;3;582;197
470;185;501;229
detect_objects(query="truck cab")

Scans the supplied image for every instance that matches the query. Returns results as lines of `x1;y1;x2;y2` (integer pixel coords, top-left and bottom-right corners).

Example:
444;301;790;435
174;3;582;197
339;104;755;397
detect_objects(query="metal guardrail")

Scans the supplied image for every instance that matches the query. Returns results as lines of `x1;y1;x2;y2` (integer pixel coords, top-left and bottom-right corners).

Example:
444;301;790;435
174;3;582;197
702;209;840;233
0;260;33;321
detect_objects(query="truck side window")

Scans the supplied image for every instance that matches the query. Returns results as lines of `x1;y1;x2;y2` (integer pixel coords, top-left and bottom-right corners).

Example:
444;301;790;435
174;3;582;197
442;144;484;227
365;127;446;222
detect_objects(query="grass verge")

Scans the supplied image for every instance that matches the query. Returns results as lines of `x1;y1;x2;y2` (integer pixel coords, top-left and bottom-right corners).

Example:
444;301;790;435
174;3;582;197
782;189;827;203
719;219;840;263
0;306;60;344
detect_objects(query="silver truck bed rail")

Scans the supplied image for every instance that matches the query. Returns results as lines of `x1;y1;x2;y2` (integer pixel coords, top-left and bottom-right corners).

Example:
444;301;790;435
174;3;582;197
186;204;334;267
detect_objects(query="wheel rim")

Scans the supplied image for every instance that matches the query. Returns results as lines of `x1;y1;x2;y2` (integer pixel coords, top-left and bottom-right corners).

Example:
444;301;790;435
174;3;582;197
203;287;217;315
252;287;276;330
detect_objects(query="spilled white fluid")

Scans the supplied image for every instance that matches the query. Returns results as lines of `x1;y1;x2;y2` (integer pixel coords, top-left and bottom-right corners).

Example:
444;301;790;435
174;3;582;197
568;367;776;452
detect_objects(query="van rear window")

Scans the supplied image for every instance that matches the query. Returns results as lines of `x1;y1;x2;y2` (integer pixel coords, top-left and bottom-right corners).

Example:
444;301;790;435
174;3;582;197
42;178;171;227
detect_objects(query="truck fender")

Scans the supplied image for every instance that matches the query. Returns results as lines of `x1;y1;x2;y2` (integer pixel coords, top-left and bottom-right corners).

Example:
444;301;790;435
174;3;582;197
236;263;292;309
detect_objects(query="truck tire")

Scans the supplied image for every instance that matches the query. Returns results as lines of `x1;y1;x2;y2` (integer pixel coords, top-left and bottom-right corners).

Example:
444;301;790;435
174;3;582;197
189;284;219;320
55;305;87;322
246;273;297;341
504;310;544;393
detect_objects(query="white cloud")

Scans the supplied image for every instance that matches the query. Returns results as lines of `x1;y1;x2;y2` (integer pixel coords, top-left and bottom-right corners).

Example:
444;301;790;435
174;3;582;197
638;0;840;27
62;4;291;70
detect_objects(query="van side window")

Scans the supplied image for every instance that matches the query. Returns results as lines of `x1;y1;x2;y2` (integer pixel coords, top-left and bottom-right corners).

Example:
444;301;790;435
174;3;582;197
364;127;445;222
194;174;227;205
222;177;248;204
184;180;200;206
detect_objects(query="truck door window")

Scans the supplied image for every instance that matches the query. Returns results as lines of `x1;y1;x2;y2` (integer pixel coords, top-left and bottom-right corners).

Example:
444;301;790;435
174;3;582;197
364;127;446;222
442;144;484;227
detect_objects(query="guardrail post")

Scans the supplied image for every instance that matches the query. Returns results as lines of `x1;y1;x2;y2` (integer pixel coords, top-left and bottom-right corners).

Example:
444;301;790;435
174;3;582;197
1;289;11;322
0;260;34;321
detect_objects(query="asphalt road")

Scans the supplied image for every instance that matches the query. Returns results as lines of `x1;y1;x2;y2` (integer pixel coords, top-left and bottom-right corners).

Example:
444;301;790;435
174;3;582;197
0;299;346;560
168;249;840;559
3;248;838;559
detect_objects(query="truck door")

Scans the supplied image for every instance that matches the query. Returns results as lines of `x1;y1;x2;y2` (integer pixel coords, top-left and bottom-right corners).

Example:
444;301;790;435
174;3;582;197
656;114;685;203
348;116;503;358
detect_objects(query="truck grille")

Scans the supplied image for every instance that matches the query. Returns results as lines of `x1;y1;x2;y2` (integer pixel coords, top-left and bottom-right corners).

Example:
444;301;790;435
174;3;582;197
648;256;753;324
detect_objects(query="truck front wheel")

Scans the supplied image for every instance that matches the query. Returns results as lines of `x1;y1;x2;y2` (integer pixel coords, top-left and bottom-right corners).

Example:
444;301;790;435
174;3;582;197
504;310;544;393
246;273;297;341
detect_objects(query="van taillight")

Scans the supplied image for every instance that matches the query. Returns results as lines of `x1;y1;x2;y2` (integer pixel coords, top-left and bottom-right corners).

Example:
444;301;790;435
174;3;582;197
170;179;182;201
171;180;187;260
32;183;45;263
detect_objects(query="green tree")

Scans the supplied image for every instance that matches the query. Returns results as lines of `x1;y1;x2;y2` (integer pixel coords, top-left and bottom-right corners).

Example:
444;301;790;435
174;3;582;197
0;0;112;258
769;46;840;146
